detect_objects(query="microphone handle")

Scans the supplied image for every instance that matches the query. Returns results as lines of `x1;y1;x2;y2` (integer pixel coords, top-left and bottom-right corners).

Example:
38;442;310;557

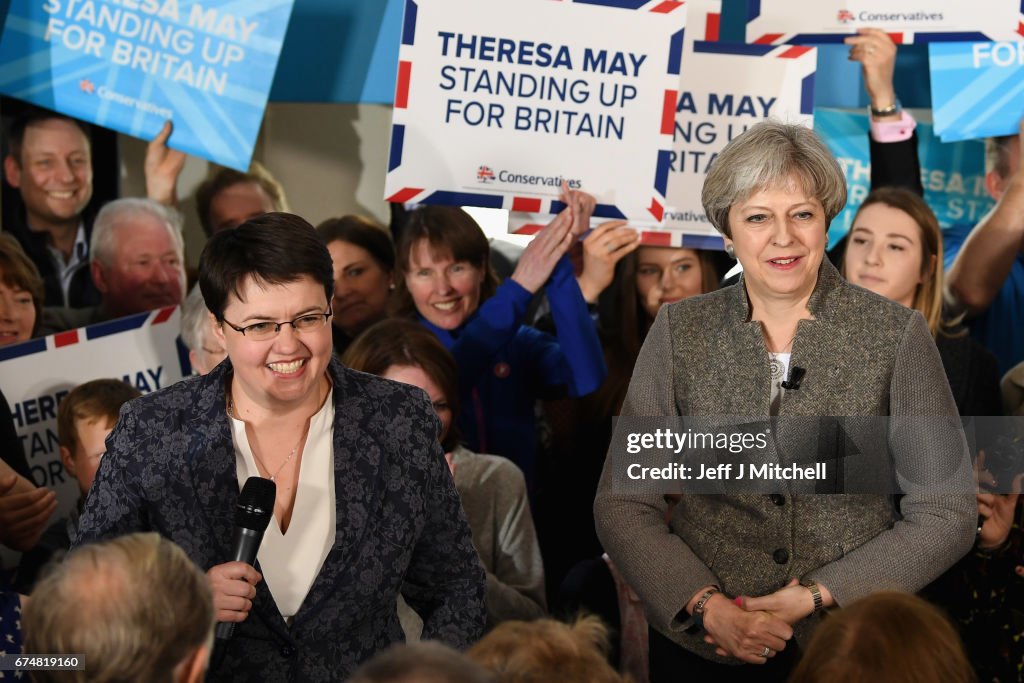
214;527;265;642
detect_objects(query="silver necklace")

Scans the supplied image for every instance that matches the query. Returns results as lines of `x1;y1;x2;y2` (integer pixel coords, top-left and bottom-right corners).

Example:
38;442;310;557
228;395;308;482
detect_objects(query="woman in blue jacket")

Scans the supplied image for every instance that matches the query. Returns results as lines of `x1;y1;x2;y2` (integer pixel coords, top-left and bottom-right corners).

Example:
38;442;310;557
391;202;606;490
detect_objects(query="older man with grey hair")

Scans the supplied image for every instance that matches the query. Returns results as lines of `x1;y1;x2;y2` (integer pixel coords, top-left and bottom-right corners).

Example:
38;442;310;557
39;197;187;334
180;284;226;375
23;532;214;683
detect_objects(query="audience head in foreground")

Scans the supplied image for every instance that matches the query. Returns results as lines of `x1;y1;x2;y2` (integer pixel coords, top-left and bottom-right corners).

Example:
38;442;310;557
789;591;976;683
349;641;496;683
24;532;214;683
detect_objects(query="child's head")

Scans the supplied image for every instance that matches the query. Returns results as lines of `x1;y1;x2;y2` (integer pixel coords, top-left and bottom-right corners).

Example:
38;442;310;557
57;379;141;498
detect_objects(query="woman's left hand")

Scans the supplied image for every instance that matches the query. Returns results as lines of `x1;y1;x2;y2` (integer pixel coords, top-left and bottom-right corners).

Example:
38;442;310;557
735;578;815;626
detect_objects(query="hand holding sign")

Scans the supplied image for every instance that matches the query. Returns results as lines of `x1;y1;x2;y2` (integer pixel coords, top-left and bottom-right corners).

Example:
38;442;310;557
844;29;899;120
510;204;577;294
577;220;639;304
145;121;187;207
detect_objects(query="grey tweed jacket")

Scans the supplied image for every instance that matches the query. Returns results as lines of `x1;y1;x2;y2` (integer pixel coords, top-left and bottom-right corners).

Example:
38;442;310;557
594;259;976;659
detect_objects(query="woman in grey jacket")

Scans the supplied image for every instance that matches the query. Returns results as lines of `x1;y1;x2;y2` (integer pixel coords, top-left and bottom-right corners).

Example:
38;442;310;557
594;122;976;681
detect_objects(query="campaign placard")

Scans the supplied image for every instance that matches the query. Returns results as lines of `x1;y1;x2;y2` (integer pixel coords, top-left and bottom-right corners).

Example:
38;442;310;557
815;108;994;248
0;0;295;171
930;42;1024;143
745;0;1024;44
663;41;816;236
0;307;187;534
385;0;685;223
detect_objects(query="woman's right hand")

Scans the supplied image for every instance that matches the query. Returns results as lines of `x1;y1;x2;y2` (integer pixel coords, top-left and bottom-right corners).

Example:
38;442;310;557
510;207;576;294
576;220;640;303
844;28;898;119
207;561;262;623
701;593;793;664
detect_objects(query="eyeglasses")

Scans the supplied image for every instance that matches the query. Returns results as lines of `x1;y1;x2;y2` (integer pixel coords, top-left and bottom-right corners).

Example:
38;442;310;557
221;308;333;341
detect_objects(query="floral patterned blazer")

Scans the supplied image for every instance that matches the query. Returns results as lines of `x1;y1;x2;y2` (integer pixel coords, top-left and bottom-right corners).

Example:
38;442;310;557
75;358;486;682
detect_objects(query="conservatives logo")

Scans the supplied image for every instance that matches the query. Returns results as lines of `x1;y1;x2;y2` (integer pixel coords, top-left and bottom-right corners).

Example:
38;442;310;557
477;165;496;183
837;9;855;23
473;164;582;190
79;79;96;94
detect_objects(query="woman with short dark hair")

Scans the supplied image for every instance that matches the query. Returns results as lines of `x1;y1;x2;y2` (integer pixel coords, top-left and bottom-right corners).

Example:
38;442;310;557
76;212;486;681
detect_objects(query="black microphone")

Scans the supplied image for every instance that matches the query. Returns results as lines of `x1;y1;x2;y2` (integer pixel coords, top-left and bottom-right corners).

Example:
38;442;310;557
214;477;276;642
781;366;806;391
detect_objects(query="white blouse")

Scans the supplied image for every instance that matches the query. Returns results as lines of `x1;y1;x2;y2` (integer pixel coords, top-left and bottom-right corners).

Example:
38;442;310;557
231;390;336;619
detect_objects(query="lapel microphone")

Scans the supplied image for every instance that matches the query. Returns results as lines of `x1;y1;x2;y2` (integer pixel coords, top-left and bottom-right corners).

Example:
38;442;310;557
781;366;806;391
215;476;276;643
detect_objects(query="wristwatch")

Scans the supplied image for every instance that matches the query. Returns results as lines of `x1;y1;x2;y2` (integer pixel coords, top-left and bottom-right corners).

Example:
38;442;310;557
801;579;824;614
869;101;901;118
686;587;720;633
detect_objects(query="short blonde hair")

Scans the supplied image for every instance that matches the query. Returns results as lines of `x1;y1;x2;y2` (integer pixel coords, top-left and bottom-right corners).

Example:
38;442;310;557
702;121;847;238
24;533;214;683
467;615;630;683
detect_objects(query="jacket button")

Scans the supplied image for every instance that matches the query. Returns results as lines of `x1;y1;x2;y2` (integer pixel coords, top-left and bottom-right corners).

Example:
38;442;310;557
769;494;785;506
773;548;789;564
280;646;295;658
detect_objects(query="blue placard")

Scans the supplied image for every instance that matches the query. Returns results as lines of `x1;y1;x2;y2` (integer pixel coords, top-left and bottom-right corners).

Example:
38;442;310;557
930;41;1024;143
0;0;295;171
815;108;994;248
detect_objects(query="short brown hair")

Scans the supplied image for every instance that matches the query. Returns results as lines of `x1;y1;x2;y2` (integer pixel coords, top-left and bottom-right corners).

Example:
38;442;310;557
57;379;141;451
24;532;214;683
467;615;631;683
0;233;44;334
195;161;288;236
341;318;461;452
789;591;976;683
391;206;499;319
6;108;90;163
316;215;395;272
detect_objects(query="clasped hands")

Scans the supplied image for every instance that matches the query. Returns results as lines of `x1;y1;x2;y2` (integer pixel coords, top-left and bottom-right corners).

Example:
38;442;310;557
699;579;817;665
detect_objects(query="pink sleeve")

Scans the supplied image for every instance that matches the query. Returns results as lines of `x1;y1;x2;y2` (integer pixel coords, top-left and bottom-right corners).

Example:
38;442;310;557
869;110;916;143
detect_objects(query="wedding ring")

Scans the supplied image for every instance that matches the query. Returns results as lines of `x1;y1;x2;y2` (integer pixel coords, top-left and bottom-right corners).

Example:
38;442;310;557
761;646;772;658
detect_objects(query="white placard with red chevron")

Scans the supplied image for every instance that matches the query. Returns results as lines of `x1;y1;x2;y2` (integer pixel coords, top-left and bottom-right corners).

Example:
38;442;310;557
663;41;816;236
0;307;186;538
385;0;686;223
745;0;1024;45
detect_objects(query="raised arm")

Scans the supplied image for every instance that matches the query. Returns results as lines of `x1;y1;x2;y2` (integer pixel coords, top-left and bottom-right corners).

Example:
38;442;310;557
946;119;1024;315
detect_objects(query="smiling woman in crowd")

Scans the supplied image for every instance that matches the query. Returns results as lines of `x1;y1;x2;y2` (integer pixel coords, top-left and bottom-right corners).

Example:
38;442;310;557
595;121;975;682
391;200;605;490
75;212;485;681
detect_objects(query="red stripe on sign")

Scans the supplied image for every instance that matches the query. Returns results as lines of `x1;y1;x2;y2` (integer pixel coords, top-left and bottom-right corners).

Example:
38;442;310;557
778;46;812;59
1018;21;1024;37
705;13;720;41
395;61;412;109
640;231;671;246
650;1;683;13
387;187;423;203
648;198;664;222
152;306;176;324
514;223;544;235
754;33;784;44
512;197;542;213
887;32;904;44
661;90;677;135
54;329;79;347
